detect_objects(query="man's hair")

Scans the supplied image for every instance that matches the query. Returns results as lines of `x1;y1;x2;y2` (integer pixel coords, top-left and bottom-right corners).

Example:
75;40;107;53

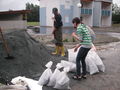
72;17;81;24
52;8;58;14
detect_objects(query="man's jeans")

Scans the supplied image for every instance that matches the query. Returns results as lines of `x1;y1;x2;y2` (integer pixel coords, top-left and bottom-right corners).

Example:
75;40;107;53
76;47;91;76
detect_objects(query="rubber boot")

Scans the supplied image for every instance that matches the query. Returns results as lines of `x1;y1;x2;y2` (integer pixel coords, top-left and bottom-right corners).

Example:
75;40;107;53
52;46;59;55
60;46;65;57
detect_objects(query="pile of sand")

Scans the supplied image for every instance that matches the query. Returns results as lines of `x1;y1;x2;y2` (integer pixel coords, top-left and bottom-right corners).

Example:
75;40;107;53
0;30;66;83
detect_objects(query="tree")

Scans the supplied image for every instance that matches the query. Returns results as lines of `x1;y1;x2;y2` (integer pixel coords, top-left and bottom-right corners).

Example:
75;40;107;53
112;4;120;24
26;3;39;22
112;4;120;15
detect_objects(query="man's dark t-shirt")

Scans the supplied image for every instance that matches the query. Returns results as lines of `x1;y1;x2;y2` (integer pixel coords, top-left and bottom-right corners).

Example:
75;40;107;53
54;14;63;28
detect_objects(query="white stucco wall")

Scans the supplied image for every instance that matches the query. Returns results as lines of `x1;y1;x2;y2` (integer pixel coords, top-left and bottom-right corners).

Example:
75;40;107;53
46;0;60;26
102;2;111;10
60;0;73;9
81;1;94;26
101;3;112;27
0;20;27;30
101;16;110;26
40;0;112;28
93;1;101;27
95;0;112;3
82;1;93;8
82;15;92;26
72;0;81;18
40;0;60;27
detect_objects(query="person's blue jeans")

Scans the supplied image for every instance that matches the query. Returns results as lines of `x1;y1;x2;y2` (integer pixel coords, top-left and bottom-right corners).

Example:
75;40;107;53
76;47;91;76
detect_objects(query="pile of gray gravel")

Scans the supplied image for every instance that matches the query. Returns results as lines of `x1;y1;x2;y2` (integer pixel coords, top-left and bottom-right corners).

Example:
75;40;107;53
0;30;66;83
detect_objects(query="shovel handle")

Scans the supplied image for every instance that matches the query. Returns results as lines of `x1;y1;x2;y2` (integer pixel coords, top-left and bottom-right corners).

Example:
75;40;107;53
0;27;10;54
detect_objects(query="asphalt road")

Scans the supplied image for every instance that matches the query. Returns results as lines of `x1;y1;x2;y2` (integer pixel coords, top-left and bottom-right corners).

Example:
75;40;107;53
43;32;120;90
42;41;120;90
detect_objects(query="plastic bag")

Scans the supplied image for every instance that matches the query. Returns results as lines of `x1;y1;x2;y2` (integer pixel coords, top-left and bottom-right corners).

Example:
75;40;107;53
38;61;53;86
45;61;53;68
85;56;99;75
87;50;105;72
68;48;100;74
11;76;28;87
60;60;76;72
11;76;42;90
47;63;63;87
68;48;78;63
54;67;71;90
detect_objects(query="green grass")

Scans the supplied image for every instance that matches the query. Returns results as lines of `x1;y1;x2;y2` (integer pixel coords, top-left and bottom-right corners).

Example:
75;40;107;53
112;23;120;27
27;22;39;26
63;38;69;42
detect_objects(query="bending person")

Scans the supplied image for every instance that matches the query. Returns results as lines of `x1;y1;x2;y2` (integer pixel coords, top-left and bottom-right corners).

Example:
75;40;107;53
72;17;92;79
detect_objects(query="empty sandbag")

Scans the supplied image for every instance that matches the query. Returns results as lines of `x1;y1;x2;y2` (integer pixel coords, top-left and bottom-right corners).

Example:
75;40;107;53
47;63;63;87
60;60;76;72
54;67;71;90
88;50;105;72
11;76;42;90
38;61;53;86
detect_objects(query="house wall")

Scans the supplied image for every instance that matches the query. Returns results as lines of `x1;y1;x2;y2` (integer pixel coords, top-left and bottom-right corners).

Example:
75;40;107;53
0;14;27;30
0;14;23;21
40;0;81;27
72;0;81;18
95;0;112;3
0;20;27;30
60;0;74;27
40;0;112;29
93;1;101;27
101;2;112;27
81;1;94;26
46;0;60;26
40;0;60;34
40;0;60;27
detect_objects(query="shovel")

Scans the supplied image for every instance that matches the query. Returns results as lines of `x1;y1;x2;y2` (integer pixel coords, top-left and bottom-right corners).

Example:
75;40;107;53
0;27;14;59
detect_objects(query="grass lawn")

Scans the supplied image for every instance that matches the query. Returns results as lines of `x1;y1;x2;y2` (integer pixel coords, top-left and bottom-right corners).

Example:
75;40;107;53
112;23;120;27
27;22;39;26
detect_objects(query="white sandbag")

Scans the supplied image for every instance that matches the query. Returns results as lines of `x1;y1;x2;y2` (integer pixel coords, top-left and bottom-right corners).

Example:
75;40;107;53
45;61;53;68
87;50;105;72
68;48;79;63
68;48;99;74
85;57;99;75
47;63;63;87
11;76;42;90
38;61;53;86
11;76;27;87
60;60;76;72
54;67;71;90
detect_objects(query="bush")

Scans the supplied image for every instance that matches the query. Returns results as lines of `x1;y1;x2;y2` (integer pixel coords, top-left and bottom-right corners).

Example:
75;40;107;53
72;37;76;42
63;38;69;42
112;14;120;24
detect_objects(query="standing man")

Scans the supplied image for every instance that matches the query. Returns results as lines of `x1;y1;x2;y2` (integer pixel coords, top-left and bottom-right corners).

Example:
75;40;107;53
72;17;92;79
52;8;65;57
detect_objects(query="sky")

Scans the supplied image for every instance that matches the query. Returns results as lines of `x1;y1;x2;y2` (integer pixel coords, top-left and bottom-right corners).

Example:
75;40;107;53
0;0;119;11
113;0;120;6
0;0;39;11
